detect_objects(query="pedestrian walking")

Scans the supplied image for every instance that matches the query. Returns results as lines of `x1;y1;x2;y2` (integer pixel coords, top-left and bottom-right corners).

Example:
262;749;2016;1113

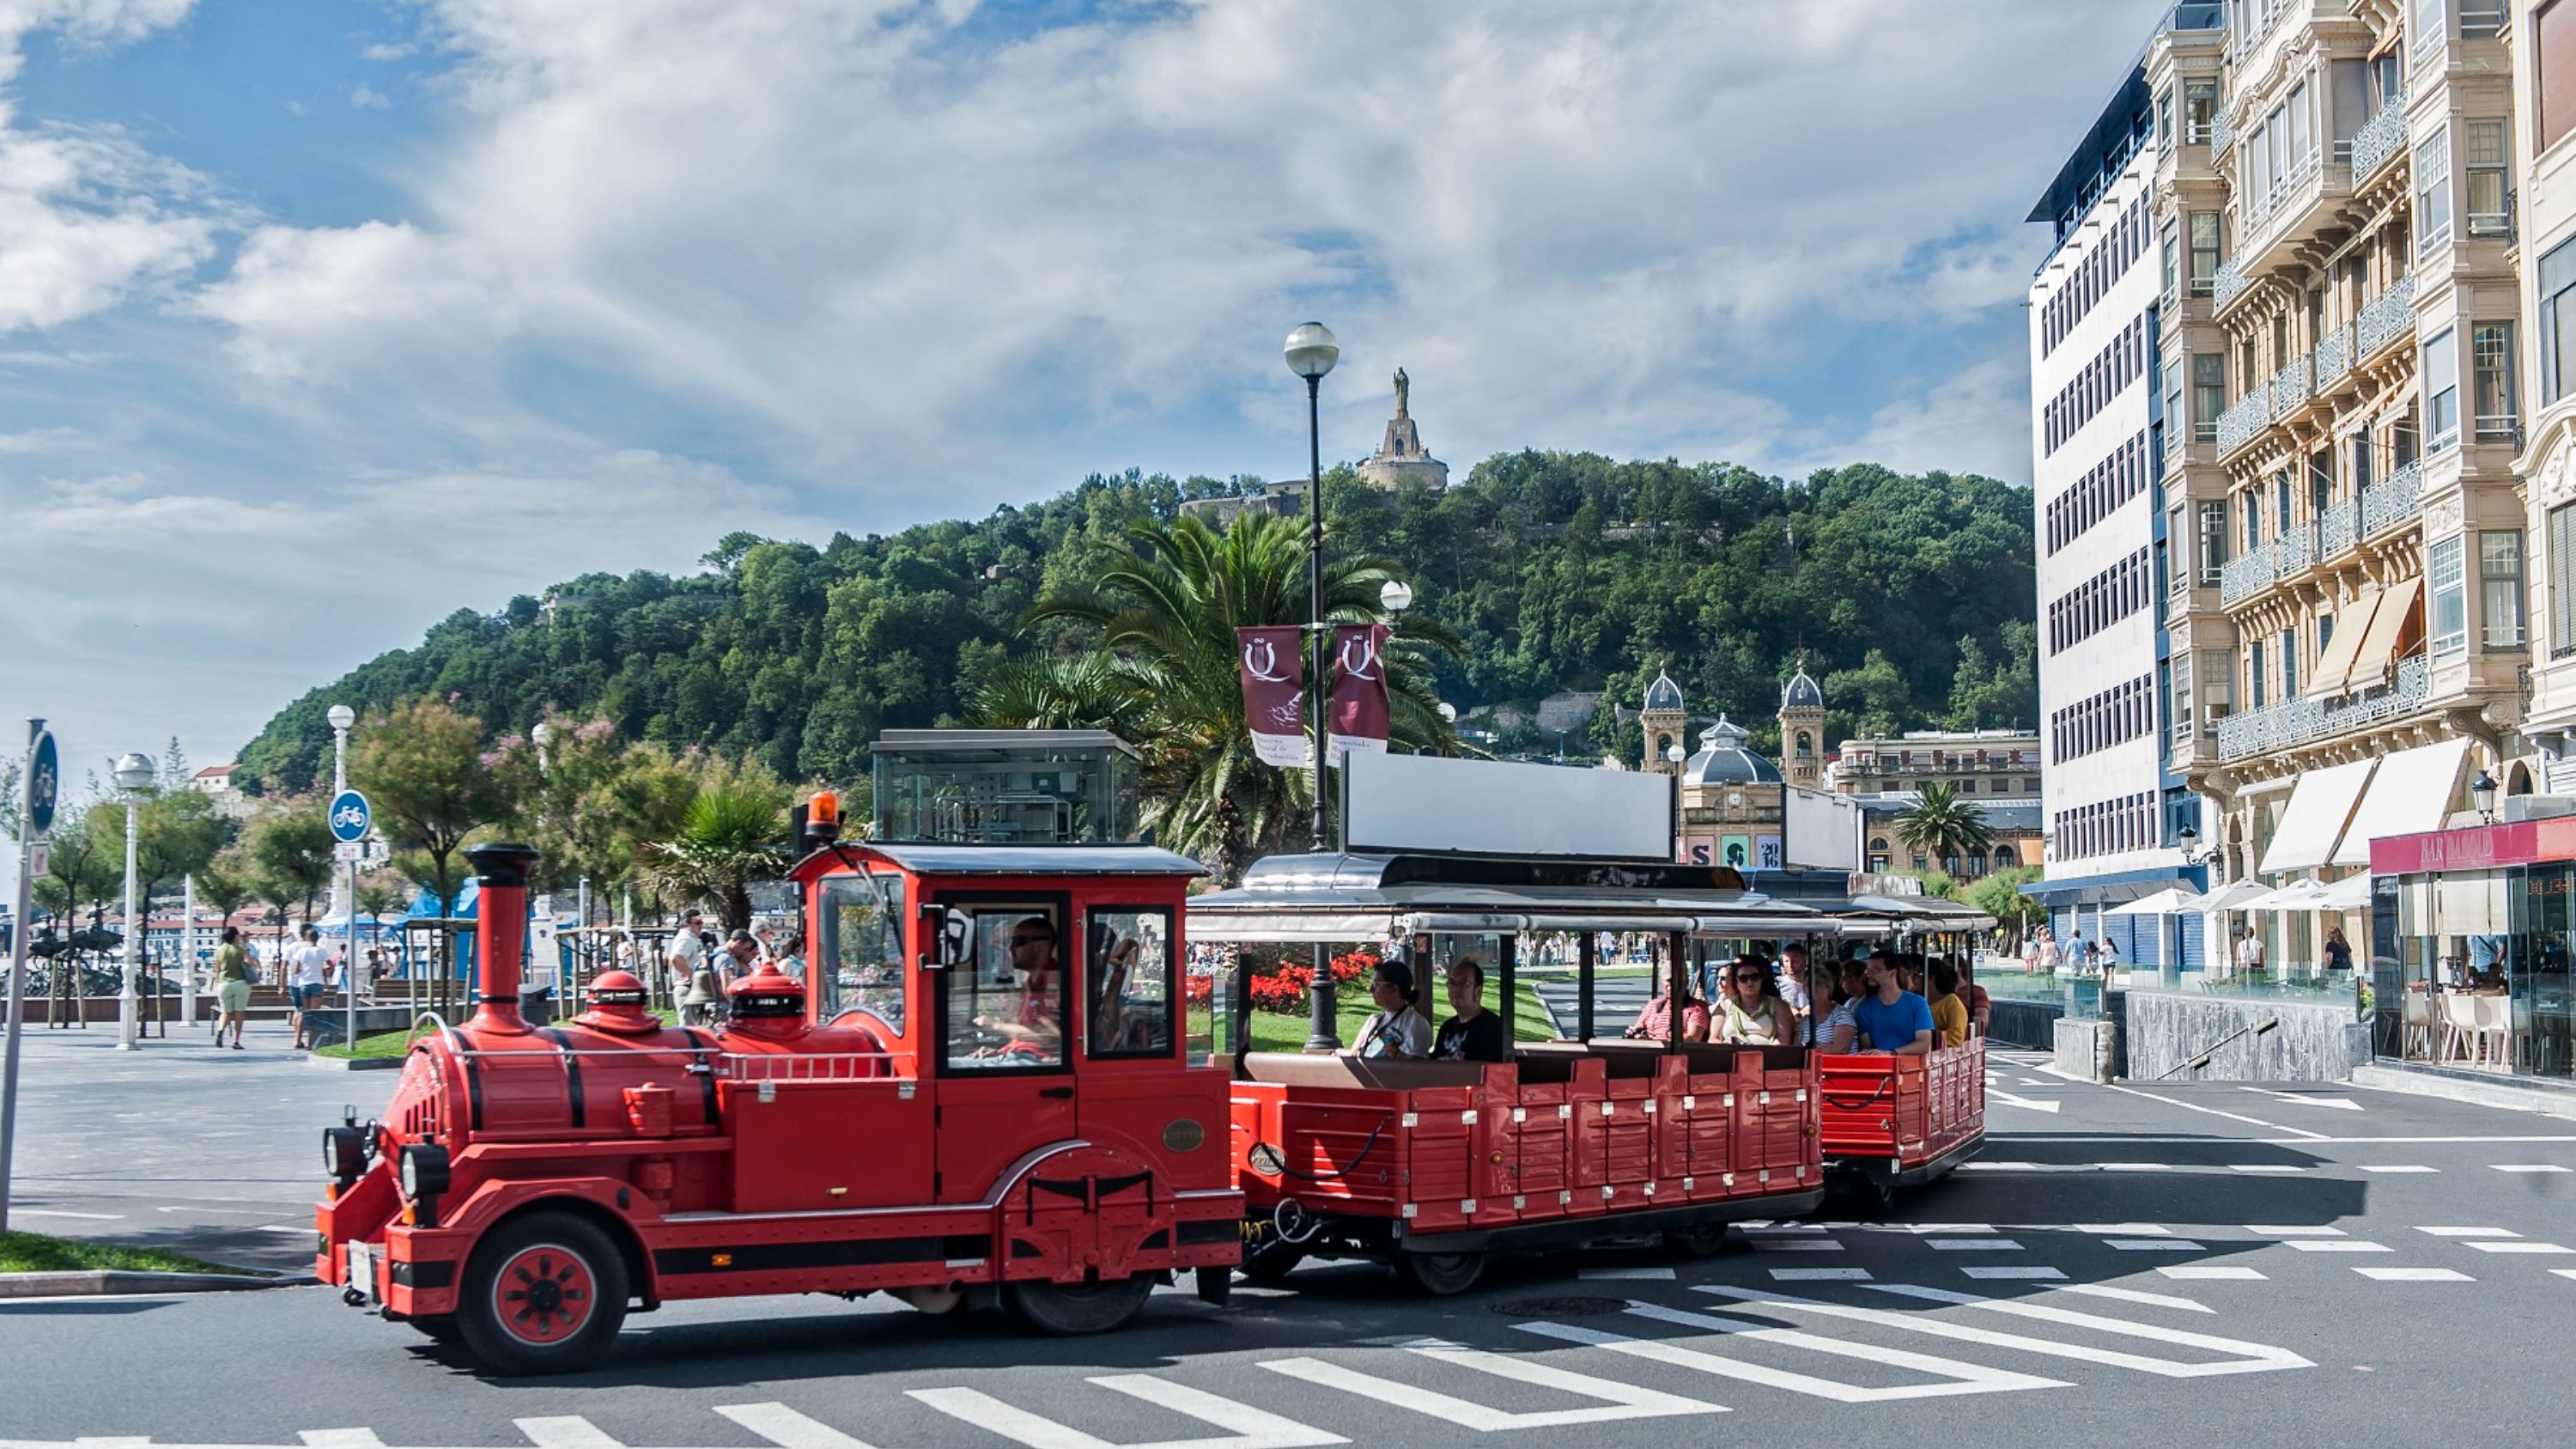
211;926;252;1049
288;923;334;1050
666;909;708;1004
2235;927;2266;977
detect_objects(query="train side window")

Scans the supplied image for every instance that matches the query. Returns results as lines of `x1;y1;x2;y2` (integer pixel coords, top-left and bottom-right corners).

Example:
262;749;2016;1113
1086;909;1175;1059
942;907;1067;1070
819;874;906;1034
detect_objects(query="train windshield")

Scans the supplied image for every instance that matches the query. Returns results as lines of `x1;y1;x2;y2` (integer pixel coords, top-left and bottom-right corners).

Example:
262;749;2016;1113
817;873;907;1034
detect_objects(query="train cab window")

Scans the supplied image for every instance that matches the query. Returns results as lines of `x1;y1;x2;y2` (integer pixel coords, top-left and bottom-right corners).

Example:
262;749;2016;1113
1086;910;1175;1058
818;874;906;1034
942;907;1067;1070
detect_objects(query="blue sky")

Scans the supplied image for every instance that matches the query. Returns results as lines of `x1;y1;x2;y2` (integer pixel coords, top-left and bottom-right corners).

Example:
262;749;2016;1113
0;0;2174;823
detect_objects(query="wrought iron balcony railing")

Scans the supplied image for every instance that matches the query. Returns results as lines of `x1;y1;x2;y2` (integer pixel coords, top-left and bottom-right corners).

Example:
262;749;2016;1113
2354;271;2416;357
2351;100;2409;182
2215;651;2432;760
2361;460;2423;537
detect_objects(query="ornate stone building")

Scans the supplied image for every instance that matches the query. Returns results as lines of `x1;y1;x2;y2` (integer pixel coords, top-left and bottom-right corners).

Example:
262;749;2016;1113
1357;368;1449;493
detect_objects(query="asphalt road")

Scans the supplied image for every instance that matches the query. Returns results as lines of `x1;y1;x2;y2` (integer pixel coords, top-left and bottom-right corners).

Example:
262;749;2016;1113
3;1039;2573;1448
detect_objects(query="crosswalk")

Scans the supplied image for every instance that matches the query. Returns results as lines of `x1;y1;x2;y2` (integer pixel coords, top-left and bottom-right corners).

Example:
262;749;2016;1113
1722;1218;2576;1288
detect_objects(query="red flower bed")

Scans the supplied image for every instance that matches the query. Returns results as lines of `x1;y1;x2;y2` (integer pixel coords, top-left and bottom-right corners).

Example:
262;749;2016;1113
1235;949;1381;1013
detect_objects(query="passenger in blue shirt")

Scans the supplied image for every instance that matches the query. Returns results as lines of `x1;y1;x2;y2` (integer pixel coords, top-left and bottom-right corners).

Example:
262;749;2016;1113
1850;950;1936;1056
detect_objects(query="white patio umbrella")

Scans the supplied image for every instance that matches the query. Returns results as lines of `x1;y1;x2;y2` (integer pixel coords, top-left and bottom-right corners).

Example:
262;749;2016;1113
2190;879;2273;914
2108;886;2207;916
2317;874;2372;911
2236;880;2333;912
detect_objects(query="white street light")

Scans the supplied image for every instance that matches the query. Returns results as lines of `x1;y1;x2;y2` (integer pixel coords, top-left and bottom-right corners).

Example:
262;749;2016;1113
111;752;154;1050
328;703;356;924
1284;320;1339;1052
532;718;553;776
1283;321;1339;380
1437;702;1457;723
1378;579;1413;614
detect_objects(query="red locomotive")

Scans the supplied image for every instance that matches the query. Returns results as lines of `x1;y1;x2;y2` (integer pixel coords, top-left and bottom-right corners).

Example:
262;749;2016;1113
319;790;1989;1373
317;815;1239;1374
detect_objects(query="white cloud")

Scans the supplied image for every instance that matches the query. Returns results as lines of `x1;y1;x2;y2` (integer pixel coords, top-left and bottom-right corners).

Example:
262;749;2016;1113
349;82;389;109
361;41;412;62
1834;355;2033;483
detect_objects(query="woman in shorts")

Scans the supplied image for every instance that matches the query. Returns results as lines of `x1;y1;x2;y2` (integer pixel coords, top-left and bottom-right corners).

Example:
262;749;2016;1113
212;926;252;1049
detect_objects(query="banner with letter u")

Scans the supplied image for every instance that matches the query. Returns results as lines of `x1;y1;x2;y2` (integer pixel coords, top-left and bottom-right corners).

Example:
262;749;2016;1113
1236;625;1309;767
1327;624;1392;766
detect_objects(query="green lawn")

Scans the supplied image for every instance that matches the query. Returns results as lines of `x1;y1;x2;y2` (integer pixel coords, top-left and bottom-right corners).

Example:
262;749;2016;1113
317;1007;682;1058
1247;979;1563;1054
0;1230;252;1275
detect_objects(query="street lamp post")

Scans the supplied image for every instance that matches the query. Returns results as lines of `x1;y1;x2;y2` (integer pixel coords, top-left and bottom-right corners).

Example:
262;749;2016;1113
1284;321;1340;1051
329;703;359;1038
111;752;154;1050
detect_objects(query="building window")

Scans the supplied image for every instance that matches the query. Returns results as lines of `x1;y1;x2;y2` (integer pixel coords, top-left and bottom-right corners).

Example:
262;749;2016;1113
2424;327;2460;450
2172;654;2192;749
2197;501;2226;583
2552;503;2576;659
2543;0;2576;153
2244;490;2262;553
2185;78;2217;145
2431;533;2469;658
2467;119;2511;237
2541;236;2576;405
2192;354;2223;443
2415;0;2448;68
2160;223;2179;302
2482;530;2526;649
2462;1;2506;39
2417;128;2453;253
2281;626;2299;697
2473;322;2518;441
2188;212;2221;297
2251;639;2267;708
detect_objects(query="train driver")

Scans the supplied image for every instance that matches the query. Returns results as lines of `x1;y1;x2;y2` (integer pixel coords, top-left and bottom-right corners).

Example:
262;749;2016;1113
972;915;1064;1060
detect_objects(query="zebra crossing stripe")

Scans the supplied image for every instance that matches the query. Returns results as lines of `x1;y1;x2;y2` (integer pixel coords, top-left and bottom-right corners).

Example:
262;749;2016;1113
1261;1339;1721;1430
909;1375;1346;1449
297;1434;387;1448
1514;1303;2065;1403
715;1403;883;1449
1694;1284;2311;1378
513;1421;625;1449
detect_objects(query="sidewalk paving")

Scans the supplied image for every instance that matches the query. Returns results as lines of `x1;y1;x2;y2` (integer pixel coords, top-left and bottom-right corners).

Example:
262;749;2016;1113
1;1014;374;1269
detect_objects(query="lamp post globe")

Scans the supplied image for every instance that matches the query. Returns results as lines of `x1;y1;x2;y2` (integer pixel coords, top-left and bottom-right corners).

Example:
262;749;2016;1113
326;703;355;733
531;719;553;776
111;752;154;1050
2473;769;2500;823
1283;322;1339;380
1378;579;1413;614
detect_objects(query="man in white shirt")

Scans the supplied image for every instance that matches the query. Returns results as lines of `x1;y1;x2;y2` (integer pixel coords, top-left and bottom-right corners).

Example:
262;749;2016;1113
667;910;710;1022
289;924;336;1050
2234;928;2265;977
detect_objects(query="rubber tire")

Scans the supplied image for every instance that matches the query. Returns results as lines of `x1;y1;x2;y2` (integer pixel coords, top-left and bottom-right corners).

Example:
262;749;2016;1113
1005;1275;1155;1336
455;1211;630;1376
1237;1242;1305;1282
1664;1226;1730;1259
404;1314;464;1342
1393;1250;1486;1295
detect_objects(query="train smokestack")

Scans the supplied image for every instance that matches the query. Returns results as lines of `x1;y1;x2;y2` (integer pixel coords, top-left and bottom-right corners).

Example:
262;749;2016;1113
465;841;540;1035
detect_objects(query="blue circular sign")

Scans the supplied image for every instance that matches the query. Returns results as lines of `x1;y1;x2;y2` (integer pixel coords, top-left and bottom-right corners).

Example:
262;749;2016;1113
328;788;371;843
25;730;57;837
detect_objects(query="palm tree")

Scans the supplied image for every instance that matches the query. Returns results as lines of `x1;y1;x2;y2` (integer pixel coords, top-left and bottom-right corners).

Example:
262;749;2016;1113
1011;512;1455;883
1895;782;1993;875
638;756;790;932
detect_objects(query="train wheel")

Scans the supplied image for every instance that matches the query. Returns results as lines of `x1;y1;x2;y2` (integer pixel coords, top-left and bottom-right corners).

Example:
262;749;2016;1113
1238;1241;1305;1282
1006;1275;1155;1336
456;1211;630;1375
1393;1250;1485;1295
404;1314;463;1342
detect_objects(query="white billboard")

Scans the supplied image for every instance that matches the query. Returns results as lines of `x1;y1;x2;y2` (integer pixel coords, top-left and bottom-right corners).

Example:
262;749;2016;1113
1343;752;1673;860
1783;787;1859;871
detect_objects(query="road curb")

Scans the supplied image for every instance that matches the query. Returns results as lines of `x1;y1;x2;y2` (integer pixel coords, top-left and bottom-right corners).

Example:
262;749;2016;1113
306;1053;402;1071
0;1267;318;1300
2349;1063;2576;1122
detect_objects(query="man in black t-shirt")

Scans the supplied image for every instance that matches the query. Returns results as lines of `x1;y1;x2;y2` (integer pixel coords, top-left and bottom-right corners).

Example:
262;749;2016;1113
1433;956;1509;1062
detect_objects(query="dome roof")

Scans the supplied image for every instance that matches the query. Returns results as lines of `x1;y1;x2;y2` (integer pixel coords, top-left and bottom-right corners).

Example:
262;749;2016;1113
1643;669;1686;713
1781;665;1823;710
1685;715;1782;786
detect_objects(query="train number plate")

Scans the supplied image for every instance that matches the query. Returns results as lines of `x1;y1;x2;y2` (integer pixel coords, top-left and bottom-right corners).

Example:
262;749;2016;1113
346;1241;380;1306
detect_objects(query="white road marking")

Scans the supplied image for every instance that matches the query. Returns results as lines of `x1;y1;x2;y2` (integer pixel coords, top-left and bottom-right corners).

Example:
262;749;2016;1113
2106;1239;2204;1251
1749;1239;1844;1251
2238;1087;2362;1111
2416;1226;2517;1238
1516;1303;2065;1403
1770;1268;1871;1281
2056;1285;2213;1315
2227;1165;2305;1174
12;1209;125;1221
2492;1164;2573;1173
2284;1241;2391;1253
2354;1268;2474;1282
2244;1225;2344;1237
2554;1269;2576;1282
2100;1082;2329;1142
297;1433;387;1448
913;1376;1347;1449
1959;1160;2044;1172
1987;1090;2061;1115
2359;1165;2439;1173
1908;1222;1994;1234
1698;1284;2312;1378
2076;1223;2170;1235
515;1420;626;1449
2099;1162;2174;1172
2464;1241;2576;1255
1581;1267;1677;1281
2159;1266;2266;1281
1927;1239;2023;1251
716;1403;881;1449
1961;1267;2063;1281
1261;1340;1720;1431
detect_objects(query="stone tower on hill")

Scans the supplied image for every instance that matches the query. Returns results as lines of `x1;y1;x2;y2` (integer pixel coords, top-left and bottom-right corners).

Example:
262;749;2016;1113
1357;367;1449;493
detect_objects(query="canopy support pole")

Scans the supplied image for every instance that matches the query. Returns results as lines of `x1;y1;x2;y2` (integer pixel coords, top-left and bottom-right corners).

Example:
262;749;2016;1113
1497;934;1518;1054
1666;931;1688;1054
1577;932;1595;1043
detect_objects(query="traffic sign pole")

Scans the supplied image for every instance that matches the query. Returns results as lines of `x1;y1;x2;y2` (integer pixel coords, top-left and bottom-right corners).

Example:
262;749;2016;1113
329;791;371;1055
1;719;55;1233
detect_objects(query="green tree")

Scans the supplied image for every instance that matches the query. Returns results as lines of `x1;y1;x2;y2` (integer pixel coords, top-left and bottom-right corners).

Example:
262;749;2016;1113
1017;512;1455;883
248;800;334;938
194;857;257;929
1895;782;1994;874
1966;865;2045;947
87;788;228;901
33;808;121;927
638;755;790;931
351;697;530;922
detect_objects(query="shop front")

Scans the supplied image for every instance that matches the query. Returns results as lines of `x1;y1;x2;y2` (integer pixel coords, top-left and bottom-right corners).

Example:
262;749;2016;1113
2369;819;2576;1081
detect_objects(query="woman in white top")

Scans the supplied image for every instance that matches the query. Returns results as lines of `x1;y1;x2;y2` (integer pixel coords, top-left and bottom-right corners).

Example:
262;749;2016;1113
1350;959;1431;1060
1714;955;1797;1045
1814;961;1865;1053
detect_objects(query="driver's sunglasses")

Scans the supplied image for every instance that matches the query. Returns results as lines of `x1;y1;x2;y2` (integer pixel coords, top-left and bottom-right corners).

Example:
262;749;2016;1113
1011;935;1048;948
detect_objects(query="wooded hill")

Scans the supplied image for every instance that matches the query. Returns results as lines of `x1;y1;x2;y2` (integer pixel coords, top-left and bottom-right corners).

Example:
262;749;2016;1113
233;454;2037;795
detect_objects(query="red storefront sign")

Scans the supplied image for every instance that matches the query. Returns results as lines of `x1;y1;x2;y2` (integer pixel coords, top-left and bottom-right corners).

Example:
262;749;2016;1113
2370;815;2576;875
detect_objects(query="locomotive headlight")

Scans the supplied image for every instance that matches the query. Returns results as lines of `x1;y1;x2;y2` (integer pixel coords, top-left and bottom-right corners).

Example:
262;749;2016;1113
398;1142;450;1202
323;1127;367;1185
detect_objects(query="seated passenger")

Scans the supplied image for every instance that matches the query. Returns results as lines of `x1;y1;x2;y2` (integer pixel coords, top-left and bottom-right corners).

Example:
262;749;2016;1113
1955;954;1992;1037
1351;960;1432;1060
1927;958;1970;1048
1715;954;1796;1045
1852;949;1935;1056
1432;956;1510;1062
1814;961;1865;1052
1091;931;1154;1054
1624;971;1710;1044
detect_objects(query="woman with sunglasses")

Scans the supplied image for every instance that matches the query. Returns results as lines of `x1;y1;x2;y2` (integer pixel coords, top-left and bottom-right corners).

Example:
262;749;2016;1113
1812;960;1865;1053
1714;954;1796;1046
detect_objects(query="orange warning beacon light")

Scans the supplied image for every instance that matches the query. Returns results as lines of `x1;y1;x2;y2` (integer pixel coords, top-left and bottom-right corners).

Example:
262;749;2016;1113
806;789;841;841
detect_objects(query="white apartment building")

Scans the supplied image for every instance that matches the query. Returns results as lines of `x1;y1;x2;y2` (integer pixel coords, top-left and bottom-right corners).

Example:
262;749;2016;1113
2024;5;2221;969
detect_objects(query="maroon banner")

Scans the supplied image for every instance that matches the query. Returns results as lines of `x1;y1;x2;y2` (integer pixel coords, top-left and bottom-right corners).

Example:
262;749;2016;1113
1236;625;1309;767
1327;624;1392;765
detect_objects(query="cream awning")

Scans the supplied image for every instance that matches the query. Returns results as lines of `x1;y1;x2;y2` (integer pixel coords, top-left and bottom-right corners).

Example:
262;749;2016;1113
2257;758;2377;874
2330;736;2474;868
2305;588;2383;699
2343;577;2421;690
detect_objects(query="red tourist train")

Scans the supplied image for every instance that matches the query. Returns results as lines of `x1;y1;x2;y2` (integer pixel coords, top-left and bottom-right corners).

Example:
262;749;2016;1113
315;807;1987;1373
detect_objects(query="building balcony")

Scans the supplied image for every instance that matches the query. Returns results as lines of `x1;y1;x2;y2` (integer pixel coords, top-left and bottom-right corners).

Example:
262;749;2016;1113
2354;271;2415;359
2360;459;2423;536
2215;379;2275;454
2215;650;2430;760
2213;254;2254;311
2215;460;2421;610
2348;100;2408;185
